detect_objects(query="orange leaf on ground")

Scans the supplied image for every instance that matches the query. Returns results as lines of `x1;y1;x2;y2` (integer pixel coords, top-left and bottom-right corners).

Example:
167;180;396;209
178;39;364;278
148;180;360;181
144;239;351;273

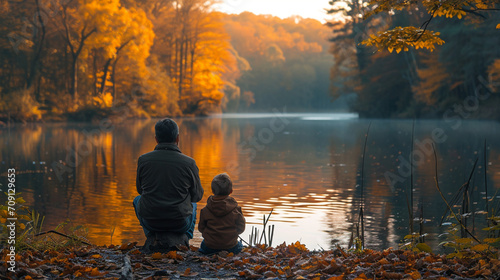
408;270;421;280
119;242;137;250
151;252;163;259
183;268;191;276
166;250;183;260
90;267;101;276
130;249;141;255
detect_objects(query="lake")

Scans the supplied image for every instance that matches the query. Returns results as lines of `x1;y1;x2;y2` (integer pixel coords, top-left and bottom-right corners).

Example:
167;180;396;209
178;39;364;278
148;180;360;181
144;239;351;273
1;113;499;252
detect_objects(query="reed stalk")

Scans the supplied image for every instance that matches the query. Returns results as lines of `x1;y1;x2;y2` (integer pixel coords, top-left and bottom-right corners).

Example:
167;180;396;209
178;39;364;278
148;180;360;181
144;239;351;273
410;120;415;235
358;122;371;249
483;139;490;226
432;143;480;243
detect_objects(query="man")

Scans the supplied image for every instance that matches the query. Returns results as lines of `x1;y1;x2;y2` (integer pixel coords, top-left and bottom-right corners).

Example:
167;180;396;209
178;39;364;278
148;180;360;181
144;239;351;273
133;118;204;239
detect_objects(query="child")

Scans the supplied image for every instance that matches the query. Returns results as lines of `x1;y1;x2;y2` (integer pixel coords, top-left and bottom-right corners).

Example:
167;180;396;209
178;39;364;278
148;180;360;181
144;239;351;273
198;173;245;254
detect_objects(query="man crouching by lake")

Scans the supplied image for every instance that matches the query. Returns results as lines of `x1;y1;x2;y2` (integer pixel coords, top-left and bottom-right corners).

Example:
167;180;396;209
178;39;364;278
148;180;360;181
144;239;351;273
133;118;203;241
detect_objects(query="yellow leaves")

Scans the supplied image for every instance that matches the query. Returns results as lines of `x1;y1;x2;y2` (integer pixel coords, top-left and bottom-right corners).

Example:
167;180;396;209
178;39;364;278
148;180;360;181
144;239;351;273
362;26;445;52
483;237;500;244
471;244;490;252
362;0;496;51
455;238;474;245
416;243;432;253
92;92;113;108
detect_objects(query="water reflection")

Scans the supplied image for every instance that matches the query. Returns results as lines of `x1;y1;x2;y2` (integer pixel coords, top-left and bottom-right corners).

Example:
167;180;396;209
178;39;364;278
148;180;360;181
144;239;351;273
1;116;499;251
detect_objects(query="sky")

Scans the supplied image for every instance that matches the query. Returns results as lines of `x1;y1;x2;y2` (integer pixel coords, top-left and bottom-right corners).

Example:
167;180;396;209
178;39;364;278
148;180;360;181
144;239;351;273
214;0;333;23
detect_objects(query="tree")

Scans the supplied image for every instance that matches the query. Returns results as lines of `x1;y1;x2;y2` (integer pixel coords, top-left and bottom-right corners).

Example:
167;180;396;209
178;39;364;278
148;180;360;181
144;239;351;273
223;12;333;111
362;0;500;52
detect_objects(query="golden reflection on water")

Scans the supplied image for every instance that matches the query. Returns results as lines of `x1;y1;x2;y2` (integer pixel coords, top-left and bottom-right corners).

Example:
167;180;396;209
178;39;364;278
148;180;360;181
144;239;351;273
2;117;499;250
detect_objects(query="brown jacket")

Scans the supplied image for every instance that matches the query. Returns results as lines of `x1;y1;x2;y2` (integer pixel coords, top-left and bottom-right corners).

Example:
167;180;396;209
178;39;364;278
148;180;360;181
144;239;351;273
198;195;246;250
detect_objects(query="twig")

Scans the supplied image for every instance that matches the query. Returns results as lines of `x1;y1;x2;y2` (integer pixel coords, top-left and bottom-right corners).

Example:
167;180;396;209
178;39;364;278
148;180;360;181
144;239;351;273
34;230;91;245
360;122;372;201
432;144;480;244
410;120;415;235
258;209;274;246
268;225;275;247
336;244;348;258
419;198;424;243
359;122;371;249
483;139;489;223
410;10;436;42
238;236;250;246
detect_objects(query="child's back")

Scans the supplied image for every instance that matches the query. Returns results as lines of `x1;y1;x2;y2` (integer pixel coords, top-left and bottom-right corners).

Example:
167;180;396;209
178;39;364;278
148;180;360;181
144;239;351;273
198;173;245;254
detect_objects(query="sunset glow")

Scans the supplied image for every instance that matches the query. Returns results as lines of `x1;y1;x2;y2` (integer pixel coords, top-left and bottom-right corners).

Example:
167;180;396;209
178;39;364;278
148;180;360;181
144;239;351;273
215;0;332;22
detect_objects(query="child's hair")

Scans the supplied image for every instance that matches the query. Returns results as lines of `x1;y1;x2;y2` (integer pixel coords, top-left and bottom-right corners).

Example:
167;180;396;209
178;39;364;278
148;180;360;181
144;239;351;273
211;173;232;195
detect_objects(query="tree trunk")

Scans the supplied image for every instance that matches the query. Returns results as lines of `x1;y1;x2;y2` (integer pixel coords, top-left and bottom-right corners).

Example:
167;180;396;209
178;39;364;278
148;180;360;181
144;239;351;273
71;57;78;100
93;50;98;96
27;0;46;97
111;57;120;100
184;36;190;91
178;37;185;98
99;58;112;96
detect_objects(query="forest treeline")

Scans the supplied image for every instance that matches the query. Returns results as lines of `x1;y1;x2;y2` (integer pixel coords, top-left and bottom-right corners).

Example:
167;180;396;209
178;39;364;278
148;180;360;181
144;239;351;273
328;0;500;119
1;0;499;121
1;0;232;121
0;0;333;122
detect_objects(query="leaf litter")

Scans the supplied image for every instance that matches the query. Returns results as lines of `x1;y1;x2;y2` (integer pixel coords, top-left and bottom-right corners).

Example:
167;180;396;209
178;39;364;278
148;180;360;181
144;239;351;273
2;241;500;279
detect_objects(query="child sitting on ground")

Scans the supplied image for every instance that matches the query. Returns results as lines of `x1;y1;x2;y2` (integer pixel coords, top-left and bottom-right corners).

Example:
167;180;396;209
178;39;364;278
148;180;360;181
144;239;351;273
198;173;245;254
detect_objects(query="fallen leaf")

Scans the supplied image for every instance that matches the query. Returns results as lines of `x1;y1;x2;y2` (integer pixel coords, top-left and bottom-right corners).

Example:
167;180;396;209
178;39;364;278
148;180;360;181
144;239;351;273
119;242;137;250
90;267;101;276
151;252;163;260
183;268;191;276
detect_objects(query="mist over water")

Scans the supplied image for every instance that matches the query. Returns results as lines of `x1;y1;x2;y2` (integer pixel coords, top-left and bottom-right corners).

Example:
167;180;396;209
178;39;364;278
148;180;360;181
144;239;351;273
1;114;499;251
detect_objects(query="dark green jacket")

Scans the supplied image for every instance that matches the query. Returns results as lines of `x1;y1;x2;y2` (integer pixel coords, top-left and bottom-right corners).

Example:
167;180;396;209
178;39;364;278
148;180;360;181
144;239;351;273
136;143;203;230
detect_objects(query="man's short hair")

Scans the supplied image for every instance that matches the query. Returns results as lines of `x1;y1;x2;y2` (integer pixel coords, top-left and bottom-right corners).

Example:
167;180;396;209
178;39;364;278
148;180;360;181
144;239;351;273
155;118;179;143
211;173;232;196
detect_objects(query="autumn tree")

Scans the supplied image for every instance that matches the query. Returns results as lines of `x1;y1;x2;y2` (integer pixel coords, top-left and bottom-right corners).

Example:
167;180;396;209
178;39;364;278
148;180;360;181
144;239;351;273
0;1;46;120
223;13;333;111
362;0;500;52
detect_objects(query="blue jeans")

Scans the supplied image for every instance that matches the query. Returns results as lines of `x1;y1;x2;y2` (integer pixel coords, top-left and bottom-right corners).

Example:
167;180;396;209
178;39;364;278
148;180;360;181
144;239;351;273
133;195;197;239
198;240;243;255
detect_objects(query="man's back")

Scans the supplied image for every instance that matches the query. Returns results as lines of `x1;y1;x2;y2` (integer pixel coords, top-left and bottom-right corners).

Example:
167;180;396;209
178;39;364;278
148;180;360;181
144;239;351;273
136;142;203;230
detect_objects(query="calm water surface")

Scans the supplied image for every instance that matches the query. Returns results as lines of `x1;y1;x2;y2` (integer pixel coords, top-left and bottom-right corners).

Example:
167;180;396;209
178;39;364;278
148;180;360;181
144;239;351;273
1;114;499;251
